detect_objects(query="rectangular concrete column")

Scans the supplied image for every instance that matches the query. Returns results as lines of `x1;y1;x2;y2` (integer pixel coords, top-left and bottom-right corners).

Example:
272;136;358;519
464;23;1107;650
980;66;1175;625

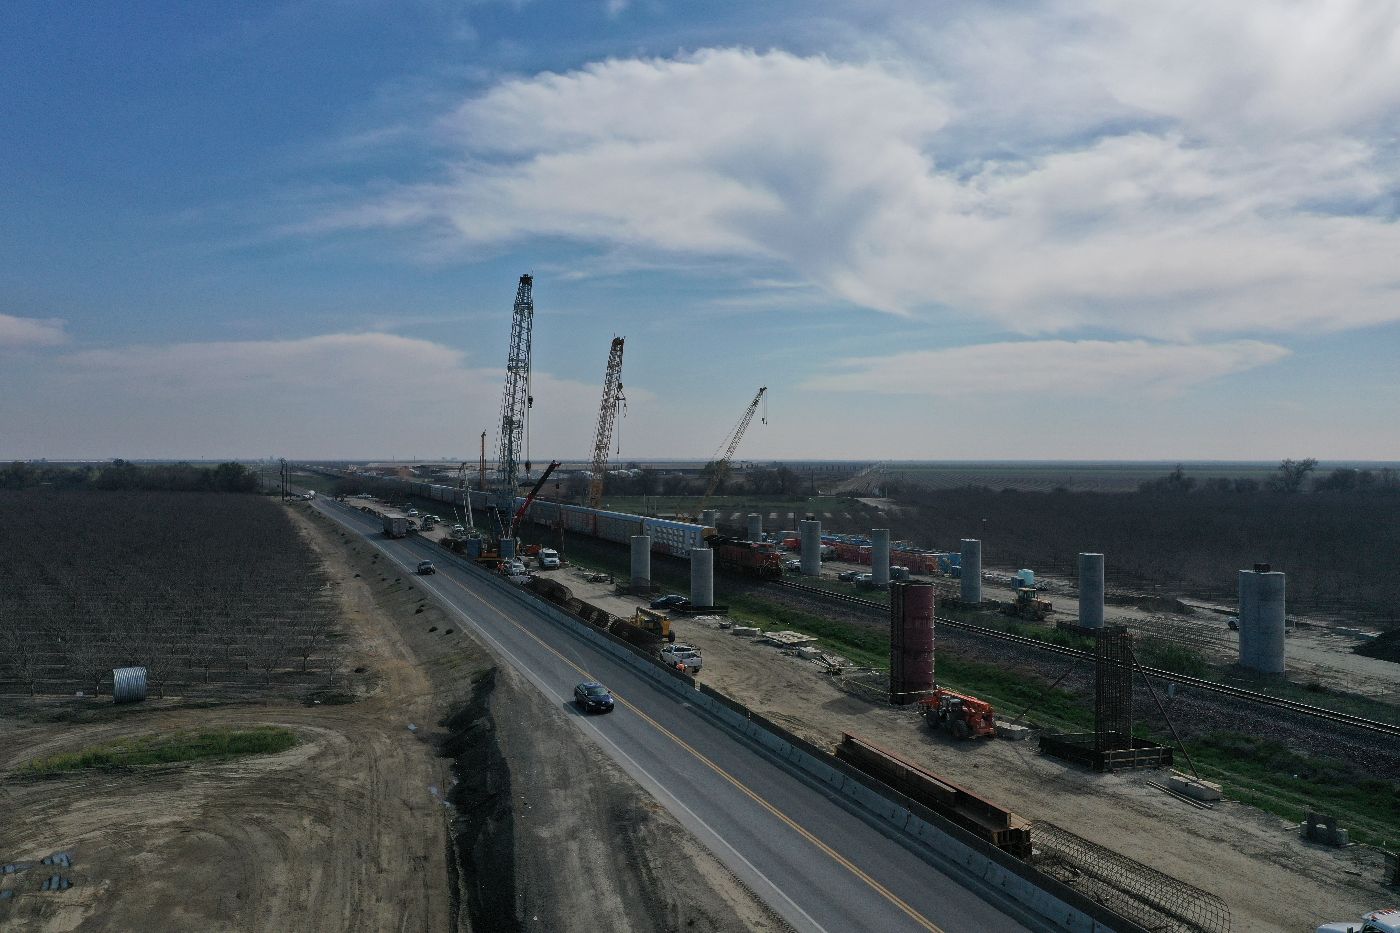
690;546;714;608
746;513;763;542
959;539;982;604
498;538;517;559
800;520;822;576
872;528;891;586
1239;568;1286;673
1079;553;1105;628
630;535;652;592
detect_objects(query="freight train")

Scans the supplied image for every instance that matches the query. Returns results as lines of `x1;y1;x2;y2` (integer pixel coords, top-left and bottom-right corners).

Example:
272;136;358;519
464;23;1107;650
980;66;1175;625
312;468;714;558
707;536;784;580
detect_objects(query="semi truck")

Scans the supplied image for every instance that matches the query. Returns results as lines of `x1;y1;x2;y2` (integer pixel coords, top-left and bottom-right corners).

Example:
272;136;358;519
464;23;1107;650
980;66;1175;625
382;512;408;538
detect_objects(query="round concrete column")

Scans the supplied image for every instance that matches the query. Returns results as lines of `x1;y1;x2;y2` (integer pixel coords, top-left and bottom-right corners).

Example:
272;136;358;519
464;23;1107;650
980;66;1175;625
1079;553;1105;628
872;528;891;586
746;513;763;542
690;547;714;608
1239;569;1286;673
959;539;982;604
800;520;822;576
630;535;652;591
700;509;719;529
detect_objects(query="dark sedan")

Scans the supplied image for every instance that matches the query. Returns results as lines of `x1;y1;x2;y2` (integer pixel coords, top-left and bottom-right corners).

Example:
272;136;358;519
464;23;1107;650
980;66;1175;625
574;681;615;713
649;594;690;610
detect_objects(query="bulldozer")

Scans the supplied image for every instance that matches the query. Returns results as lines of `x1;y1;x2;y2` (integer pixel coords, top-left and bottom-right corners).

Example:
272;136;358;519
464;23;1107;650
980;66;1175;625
1002;586;1052;622
919;687;997;740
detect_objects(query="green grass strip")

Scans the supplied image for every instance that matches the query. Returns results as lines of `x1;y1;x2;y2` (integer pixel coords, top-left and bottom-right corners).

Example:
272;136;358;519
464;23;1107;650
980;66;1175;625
16;727;298;776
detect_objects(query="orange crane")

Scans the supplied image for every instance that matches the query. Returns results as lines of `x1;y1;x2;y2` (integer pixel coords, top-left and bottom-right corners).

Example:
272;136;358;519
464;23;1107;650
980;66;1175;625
587;337;627;508
693;387;766;521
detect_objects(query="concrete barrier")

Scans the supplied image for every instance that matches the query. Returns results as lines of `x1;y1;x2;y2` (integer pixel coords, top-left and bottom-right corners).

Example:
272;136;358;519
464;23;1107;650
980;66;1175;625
422;537;1138;933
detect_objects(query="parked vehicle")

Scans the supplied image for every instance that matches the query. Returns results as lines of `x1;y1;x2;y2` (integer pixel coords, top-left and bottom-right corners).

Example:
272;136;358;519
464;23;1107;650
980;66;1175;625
406;508;418;516
659;644;703;672
538;548;561;569
574;681;615;713
1317;908;1400;933
505;558;527;576
838;570;860;582
416;560;436;575
783;559;802;573
918;687;996;740
650;594;690;610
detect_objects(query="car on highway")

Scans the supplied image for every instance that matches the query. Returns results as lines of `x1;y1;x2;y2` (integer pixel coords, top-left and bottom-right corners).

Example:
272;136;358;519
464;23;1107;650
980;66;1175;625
659;644;703;672
573;681;615;713
837;570;860;582
416;560;436;575
650;594;689;610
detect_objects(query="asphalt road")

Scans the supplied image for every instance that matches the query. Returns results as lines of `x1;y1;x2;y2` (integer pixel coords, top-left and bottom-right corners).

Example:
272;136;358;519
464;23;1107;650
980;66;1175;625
312;498;1037;933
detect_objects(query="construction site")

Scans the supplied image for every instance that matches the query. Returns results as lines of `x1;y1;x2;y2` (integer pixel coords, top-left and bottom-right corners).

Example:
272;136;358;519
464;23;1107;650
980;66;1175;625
4;272;1397;933
287;273;1397;931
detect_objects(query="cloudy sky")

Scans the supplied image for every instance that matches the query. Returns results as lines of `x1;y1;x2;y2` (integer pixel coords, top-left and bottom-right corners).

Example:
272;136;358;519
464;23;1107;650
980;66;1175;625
3;1;1399;460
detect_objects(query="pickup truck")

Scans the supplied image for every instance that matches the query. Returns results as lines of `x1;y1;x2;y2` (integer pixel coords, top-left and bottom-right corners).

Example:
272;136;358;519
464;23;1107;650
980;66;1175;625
659;644;703;672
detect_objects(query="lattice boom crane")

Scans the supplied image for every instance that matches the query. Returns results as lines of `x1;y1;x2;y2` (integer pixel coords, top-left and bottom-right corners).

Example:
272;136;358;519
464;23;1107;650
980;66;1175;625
494;274;535;510
587;337;626;508
696;386;766;519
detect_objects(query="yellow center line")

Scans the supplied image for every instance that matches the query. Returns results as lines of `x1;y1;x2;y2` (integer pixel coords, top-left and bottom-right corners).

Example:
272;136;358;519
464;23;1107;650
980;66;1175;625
433;568;946;933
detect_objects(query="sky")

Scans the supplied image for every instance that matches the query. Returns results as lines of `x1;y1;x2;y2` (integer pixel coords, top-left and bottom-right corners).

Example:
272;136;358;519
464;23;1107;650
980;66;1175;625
3;0;1399;461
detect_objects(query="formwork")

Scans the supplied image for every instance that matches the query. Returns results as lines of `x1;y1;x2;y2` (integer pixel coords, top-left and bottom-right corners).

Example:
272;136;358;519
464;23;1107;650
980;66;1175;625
889;581;935;705
1038;733;1173;772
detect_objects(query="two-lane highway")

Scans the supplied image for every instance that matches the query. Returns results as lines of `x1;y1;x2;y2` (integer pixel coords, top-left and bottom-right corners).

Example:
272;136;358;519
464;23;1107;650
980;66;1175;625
313;498;1039;933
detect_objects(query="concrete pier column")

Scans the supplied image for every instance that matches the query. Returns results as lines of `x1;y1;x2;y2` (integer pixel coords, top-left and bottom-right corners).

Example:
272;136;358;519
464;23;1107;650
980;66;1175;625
800;520;822;577
700;509;719;529
746;513;763;542
872;529;891;586
960;539;982;604
630;535;652;592
1079;553;1105;628
498;538;517;559
1239;567;1286;673
690;547;715;608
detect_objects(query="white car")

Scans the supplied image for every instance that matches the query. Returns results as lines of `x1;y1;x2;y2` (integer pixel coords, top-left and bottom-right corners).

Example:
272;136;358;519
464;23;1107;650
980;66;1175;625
659;644;703;672
505;558;527;576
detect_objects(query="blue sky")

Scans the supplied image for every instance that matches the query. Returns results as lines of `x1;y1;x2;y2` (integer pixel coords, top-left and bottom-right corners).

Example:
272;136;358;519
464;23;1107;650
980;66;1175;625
3;1;1399;460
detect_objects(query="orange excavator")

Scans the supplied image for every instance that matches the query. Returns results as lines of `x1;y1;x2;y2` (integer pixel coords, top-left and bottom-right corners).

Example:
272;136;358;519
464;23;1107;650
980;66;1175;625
918;687;997;740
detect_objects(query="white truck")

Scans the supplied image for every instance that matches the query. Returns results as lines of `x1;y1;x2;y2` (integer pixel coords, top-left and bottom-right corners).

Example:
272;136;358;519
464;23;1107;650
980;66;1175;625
1319;909;1400;933
538;548;561;569
382;512;408;539
659;644;703;672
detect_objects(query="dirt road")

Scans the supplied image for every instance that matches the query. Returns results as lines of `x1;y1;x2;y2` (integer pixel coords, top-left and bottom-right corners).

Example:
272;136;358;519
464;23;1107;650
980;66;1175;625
0;505;784;932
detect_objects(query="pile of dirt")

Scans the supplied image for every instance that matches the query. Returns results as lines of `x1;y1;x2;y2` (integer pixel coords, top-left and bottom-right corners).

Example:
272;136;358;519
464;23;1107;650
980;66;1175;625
1355;629;1400;662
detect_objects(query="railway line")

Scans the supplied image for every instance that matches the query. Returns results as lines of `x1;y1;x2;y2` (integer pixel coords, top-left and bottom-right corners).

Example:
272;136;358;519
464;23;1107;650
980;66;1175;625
772;580;1400;739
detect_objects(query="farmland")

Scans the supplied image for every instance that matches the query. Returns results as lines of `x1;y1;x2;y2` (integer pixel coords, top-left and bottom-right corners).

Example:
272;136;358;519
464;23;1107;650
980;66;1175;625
0;488;339;700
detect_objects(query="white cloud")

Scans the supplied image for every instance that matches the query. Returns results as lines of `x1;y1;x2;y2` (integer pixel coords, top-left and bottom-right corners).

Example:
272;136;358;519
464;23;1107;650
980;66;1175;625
0;313;67;348
3;332;626;459
318;33;1400;340
804;339;1291;397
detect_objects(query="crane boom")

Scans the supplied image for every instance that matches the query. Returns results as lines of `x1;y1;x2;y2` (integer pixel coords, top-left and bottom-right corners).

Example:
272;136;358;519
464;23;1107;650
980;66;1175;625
696;386;766;519
511;460;560;538
587;337;626;508
494;274;535;509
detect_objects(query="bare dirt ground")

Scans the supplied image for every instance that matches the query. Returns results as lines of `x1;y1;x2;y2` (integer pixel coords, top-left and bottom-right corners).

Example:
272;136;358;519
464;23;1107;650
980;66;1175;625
0;504;786;933
816;556;1400;704
561;568;1397;933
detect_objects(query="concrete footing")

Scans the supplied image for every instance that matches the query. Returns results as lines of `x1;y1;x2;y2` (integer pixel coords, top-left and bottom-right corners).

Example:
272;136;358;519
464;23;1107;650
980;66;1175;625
1302;812;1350;846
996;723;1032;742
1168;773;1222;802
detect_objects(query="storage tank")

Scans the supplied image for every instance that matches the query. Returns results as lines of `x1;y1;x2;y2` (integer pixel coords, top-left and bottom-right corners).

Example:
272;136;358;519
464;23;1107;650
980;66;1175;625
890;582;935;705
1015;569;1035;589
1078;553;1105;628
690;547;714;608
959;539;982;603
1238;567;1286;674
872;529;891;586
112;666;148;704
630;535;652;592
800;520;822;576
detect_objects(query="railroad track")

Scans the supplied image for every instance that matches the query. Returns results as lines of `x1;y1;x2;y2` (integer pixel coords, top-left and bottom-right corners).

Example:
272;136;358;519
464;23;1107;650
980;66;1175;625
772;580;1400;739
